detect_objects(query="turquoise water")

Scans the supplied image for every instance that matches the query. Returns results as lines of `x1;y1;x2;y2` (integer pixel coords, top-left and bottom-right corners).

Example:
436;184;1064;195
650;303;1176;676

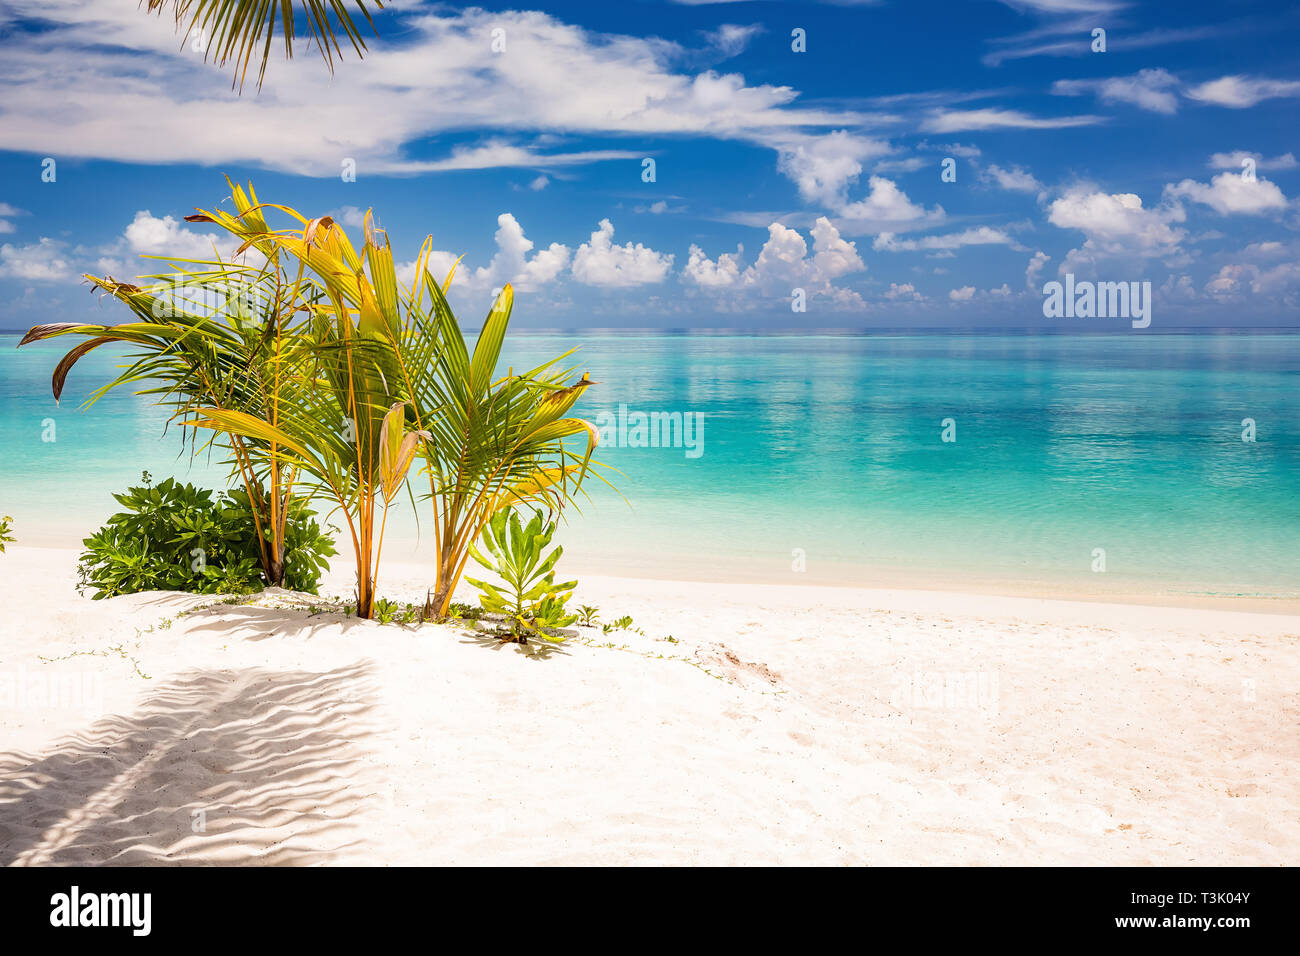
2;332;1298;597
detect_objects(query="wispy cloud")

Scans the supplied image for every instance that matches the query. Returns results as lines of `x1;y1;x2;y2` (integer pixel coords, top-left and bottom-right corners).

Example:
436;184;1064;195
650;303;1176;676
0;5;865;176
415;142;642;174
922;108;1101;132
1186;75;1300;108
874;226;1021;252
1052;68;1181;114
1208;151;1298;172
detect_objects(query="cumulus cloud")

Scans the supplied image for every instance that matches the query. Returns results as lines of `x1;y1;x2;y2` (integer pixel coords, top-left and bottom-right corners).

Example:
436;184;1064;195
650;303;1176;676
571;219;674;287
683;243;742;288
884;282;922;301
1204;261;1300;297
839;176;936;222
1046;188;1187;269
123;210;231;261
0;237;74;281
684;216;866;309
1026;250;1051;289
948;286;976;301
404;213;570;299
769;130;891;208
470;213;571;292
1164;172;1289;215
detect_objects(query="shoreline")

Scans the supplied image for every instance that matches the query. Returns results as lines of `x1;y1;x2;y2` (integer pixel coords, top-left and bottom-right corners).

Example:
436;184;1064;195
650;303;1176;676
11;536;1298;616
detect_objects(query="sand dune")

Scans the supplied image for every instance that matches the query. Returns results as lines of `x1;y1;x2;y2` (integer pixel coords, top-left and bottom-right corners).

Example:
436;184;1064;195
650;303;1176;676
1;546;1297;865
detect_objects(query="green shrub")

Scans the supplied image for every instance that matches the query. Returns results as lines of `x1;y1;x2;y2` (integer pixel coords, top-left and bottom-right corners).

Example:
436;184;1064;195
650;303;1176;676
465;508;577;643
77;472;336;600
0;515;13;553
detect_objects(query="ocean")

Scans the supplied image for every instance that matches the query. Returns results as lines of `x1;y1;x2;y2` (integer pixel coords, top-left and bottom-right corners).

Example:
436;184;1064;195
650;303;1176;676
3;331;1297;599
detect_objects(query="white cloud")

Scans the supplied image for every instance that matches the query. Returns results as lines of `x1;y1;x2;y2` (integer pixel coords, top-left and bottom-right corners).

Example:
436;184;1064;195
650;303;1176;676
948;286;976;301
1164;172;1288;216
1026;250;1051;289
984;20;1223;68
471;213;570;292
884;282;922;300
417;141;640;173
0;237;74;281
123;211;230;260
838;176;944;227
635;200;687;214
1186;75;1300;108
1208;151;1297;172
805;216;865;279
982;164;1044;194
0;5;864;175
922;108;1101;132
683;243;742;288
873;226;1017;252
684;217;866;309
1238;240;1291;261
0;201;27;234
529;175;550;191
1052;68;1181;114
1159;274;1197;302
934;142;983;159
1047;188;1186;266
1203;262;1300;297
705;24;763;58
571;219;674;287
330;205;368;228
873;156;928;174
404;213;570;297
769;130;891;208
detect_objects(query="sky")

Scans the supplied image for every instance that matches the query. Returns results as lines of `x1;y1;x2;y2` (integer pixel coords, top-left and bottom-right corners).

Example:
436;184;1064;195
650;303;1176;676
0;0;1297;330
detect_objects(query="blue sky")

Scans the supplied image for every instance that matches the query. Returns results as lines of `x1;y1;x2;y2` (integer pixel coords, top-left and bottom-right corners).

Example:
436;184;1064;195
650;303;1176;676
0;0;1297;329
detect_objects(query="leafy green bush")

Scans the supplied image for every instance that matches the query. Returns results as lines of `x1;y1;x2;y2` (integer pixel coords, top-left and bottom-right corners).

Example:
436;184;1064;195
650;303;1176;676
0;514;13;553
465;508;577;643
77;472;336;600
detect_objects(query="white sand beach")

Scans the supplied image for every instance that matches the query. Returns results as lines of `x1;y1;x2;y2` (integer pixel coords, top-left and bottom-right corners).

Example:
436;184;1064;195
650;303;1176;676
1;544;1297;866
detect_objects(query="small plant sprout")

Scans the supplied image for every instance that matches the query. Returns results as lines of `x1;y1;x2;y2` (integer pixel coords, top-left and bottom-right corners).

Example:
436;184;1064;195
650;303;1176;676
577;604;600;626
465;508;578;644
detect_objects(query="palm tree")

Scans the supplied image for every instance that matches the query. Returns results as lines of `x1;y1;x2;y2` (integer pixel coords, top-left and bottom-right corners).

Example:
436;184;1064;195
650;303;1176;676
20;216;312;588
25;181;607;619
410;278;603;618
145;0;384;92
179;187;606;619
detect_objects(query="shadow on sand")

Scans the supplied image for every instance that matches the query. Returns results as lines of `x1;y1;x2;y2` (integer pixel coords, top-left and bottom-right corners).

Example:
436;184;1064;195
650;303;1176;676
0;661;381;866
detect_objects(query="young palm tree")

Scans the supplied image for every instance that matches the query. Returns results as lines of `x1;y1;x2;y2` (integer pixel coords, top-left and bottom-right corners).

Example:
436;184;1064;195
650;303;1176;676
410;277;603;619
20;245;312;588
145;0;384;91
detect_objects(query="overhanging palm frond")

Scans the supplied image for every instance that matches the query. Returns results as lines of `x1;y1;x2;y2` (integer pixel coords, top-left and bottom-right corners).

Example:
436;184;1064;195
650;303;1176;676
145;0;384;92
